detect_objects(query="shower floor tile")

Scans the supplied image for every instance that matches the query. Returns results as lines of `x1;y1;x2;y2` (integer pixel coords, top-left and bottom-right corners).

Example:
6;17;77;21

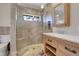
23;44;44;56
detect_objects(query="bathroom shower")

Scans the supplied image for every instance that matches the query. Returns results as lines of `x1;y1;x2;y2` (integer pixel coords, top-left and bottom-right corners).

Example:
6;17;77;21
16;3;53;55
16;14;43;54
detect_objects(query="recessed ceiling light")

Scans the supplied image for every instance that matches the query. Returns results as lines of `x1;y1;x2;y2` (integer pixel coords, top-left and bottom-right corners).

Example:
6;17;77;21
41;5;44;9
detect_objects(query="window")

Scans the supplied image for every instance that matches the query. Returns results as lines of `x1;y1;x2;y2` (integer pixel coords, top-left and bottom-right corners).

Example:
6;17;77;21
23;15;33;21
23;15;41;22
34;16;41;22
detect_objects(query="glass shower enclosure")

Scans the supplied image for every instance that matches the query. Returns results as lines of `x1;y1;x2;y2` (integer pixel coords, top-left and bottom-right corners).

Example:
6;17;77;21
16;14;43;55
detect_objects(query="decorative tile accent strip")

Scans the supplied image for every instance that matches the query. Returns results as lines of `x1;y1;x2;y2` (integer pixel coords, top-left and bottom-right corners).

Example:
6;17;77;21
0;27;10;35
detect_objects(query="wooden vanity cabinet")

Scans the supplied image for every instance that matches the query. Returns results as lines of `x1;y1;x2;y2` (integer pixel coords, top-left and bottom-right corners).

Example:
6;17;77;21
43;35;79;56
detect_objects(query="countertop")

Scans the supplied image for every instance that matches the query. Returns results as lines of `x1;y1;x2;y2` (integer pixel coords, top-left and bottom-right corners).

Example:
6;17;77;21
43;33;79;44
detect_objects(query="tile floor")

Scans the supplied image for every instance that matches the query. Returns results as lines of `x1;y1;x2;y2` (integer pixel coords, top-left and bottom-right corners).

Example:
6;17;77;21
22;44;44;56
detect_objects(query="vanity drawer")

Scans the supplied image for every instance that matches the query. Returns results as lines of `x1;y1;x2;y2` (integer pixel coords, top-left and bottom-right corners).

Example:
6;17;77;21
57;48;72;56
59;40;79;56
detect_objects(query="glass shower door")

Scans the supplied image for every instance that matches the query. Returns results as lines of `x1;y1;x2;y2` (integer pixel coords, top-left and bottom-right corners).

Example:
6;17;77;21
16;15;42;54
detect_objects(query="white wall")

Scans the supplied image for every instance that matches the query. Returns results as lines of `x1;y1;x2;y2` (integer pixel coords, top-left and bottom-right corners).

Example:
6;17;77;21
0;3;17;56
0;3;11;26
53;3;79;35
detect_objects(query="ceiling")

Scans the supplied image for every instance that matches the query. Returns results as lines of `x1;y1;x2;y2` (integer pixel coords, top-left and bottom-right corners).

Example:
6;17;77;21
17;3;47;10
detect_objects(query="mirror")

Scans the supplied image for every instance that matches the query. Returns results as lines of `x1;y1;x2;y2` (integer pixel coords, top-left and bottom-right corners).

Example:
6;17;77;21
54;3;70;27
54;4;64;25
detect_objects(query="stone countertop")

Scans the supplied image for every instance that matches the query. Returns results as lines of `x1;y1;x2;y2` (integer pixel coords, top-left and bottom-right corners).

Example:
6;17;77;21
43;33;79;44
